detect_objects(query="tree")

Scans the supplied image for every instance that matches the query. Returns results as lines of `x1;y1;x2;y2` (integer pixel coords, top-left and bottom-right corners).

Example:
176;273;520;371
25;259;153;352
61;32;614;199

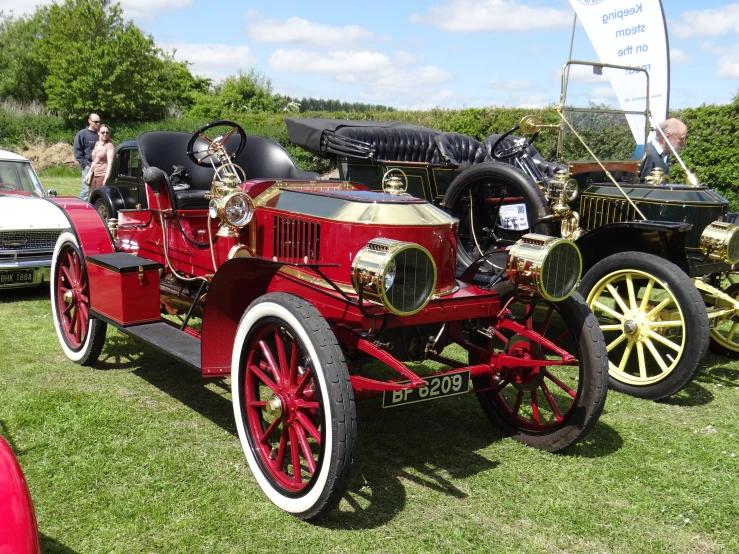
0;11;47;104
218;69;276;113
36;0;184;121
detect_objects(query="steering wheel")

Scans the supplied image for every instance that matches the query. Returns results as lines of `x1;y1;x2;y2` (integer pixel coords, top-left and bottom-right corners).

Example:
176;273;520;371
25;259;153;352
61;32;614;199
0;182;19;191
489;125;539;161
186;120;247;166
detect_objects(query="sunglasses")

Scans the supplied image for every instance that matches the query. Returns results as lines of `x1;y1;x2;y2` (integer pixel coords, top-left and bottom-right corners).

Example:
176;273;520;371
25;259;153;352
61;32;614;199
100;131;109;135
90;120;101;124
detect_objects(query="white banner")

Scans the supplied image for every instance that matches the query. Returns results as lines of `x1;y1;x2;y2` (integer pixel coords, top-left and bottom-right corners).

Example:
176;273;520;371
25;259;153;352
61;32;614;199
568;0;669;145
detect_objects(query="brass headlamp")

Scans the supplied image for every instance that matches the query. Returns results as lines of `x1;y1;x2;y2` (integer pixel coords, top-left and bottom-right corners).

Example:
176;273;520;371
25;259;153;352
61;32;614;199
352;238;437;316
700;221;739;264
507;234;582;302
208;163;252;238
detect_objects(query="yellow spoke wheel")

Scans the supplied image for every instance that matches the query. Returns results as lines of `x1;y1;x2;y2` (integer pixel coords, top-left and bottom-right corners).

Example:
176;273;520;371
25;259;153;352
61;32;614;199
709;283;739;357
579;252;708;400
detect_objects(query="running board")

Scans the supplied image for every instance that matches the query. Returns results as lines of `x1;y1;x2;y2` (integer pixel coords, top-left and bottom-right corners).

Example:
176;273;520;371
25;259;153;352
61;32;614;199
122;322;201;370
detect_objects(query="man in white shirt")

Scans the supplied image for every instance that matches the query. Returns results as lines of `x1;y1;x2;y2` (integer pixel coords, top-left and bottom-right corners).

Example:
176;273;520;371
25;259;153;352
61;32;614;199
639;118;688;180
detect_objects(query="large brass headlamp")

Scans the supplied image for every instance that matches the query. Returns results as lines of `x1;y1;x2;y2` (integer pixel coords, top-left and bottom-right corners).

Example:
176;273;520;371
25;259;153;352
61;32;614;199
352;238;437;316
208;191;255;238
507;234;582;301
700;221;739;264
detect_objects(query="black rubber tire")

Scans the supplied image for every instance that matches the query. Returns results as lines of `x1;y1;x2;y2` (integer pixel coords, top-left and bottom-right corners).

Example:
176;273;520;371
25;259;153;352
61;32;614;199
472;291;608;452
578;252;709;400
442;162;552;269
50;232;107;366
709;282;739;358
231;292;356;520
93;197;114;221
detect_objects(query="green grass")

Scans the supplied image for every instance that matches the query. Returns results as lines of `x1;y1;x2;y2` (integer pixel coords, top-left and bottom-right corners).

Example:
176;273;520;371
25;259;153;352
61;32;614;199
3;176;739;552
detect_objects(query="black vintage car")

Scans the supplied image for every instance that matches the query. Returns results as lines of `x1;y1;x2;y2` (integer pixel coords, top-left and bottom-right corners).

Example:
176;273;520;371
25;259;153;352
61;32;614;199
88;128;319;220
287;61;739;401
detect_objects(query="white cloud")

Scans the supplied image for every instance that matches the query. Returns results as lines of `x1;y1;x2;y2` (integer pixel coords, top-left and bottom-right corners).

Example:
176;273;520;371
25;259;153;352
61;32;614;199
409;0;571;33
0;0;191;19
490;80;534;91
672;4;739;38
165;43;258;81
245;10;388;48
670;48;692;65
717;44;739;78
268;49;455;109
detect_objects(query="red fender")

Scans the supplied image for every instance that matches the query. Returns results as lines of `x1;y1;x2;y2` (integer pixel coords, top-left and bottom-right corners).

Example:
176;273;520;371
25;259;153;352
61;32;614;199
0;436;41;554
201;258;283;376
47;197;115;257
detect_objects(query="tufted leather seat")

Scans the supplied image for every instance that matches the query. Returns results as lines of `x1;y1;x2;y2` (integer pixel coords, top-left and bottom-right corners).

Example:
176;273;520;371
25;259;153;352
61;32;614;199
435;132;493;170
334;126;441;164
484;134;564;179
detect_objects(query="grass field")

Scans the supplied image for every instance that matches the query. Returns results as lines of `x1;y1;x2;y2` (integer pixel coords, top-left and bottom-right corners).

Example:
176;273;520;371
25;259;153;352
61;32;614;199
2;176;738;553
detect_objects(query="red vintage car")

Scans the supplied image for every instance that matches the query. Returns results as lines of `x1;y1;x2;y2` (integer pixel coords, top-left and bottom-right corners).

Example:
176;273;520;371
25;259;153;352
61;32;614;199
0;435;41;553
49;121;607;520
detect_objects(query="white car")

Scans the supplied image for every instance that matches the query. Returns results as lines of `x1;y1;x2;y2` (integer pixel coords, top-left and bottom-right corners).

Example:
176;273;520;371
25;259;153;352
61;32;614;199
0;149;68;288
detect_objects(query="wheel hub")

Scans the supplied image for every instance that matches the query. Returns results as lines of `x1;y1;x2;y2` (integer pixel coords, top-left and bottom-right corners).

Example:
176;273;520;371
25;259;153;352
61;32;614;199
505;335;545;391
63;290;73;305
265;396;283;419
623;319;639;336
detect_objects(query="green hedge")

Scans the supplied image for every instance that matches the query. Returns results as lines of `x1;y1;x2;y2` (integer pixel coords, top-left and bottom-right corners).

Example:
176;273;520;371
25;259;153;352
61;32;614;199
1;103;736;208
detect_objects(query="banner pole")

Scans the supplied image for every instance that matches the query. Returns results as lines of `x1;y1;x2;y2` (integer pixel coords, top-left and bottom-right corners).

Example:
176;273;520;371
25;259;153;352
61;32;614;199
564;14;577;93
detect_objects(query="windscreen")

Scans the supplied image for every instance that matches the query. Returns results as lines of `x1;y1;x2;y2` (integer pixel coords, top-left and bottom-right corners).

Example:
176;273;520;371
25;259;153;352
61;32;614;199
560;62;649;163
0;161;44;195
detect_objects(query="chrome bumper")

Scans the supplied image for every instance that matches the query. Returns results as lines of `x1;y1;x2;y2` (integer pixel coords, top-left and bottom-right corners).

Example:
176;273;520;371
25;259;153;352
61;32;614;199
0;260;52;288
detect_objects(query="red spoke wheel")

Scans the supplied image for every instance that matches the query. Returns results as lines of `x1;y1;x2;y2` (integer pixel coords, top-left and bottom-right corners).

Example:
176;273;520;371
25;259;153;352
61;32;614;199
472;291;608;452
50;232;107;365
232;293;356;520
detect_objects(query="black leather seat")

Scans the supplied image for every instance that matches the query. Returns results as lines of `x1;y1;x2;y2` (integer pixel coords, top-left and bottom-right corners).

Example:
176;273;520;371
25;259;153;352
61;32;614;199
334;126;441;164
435;132;492;170
484;134;564;178
138;130;319;212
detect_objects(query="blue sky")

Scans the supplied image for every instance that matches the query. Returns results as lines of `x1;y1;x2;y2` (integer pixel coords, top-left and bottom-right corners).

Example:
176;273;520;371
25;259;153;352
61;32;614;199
7;0;739;109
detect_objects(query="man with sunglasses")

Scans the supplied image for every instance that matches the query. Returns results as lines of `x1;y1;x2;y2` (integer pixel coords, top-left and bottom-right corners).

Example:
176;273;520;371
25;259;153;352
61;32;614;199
73;113;102;200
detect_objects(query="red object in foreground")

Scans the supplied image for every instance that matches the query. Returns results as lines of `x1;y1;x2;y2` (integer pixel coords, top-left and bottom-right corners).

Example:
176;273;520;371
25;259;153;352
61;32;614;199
0;436;41;554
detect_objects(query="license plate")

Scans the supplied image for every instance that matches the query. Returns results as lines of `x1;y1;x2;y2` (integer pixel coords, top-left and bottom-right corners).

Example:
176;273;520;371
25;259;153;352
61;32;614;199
0;269;35;285
382;370;470;408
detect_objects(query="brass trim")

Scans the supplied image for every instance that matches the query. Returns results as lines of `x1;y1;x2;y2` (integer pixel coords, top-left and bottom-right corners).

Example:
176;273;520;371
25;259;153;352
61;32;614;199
253;180;358;207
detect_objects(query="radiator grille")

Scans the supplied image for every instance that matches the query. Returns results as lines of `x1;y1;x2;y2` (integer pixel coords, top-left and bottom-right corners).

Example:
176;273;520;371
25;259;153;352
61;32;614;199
0;229;62;252
273;215;321;261
580;196;639;231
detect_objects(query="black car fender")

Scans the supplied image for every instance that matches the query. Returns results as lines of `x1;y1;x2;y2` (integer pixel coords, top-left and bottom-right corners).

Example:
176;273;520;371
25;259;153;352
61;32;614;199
88;186;134;218
575;220;691;273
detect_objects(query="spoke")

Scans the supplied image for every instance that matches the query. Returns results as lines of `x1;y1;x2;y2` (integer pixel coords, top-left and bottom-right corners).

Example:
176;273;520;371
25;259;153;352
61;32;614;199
649;320;684;329
600;324;623;332
260;417;281;444
727;321;739;343
248;364;278;394
249;400;267;408
62;299;74;315
259;339;283;388
607;332;628;352
617;341;634;373
275;427;288;471
551;329;572;346
222;127;237;144
525;305;533;330
274;329;290;385
543;370;577;398
294;423;316;475
295;368;312;396
625;275;637;311
540;381;564;420
593;301;625;321
74;308;83;343
538;307;553;336
61;265;73;286
640;278;655;312
647;330;682;353
606;283;630;315
646;297;673;319
289;426;302;484
296;411;321;444
198;132;214;145
643;338;670;373
296;400;320;410
636;342;647;379
289;339;298;387
530;389;540;424
78;303;89;330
